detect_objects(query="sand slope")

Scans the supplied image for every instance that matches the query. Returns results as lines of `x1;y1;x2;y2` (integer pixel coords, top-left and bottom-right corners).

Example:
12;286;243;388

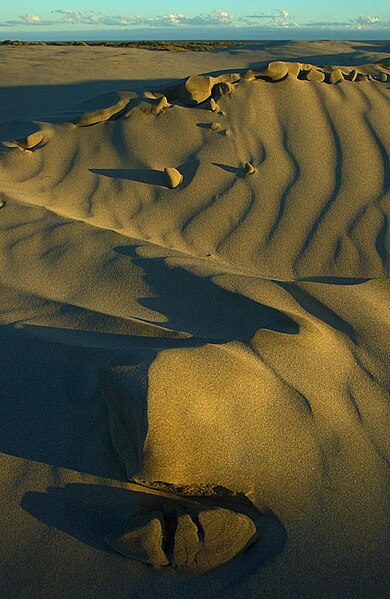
0;42;390;598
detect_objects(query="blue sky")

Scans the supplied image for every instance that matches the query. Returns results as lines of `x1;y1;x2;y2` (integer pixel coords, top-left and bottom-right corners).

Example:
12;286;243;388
1;2;390;40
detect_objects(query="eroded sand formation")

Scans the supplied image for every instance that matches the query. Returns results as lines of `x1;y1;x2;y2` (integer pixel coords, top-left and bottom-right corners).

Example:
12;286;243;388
0;56;389;591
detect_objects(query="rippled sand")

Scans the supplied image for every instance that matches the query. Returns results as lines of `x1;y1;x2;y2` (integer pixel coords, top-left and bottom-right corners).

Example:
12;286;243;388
0;40;389;598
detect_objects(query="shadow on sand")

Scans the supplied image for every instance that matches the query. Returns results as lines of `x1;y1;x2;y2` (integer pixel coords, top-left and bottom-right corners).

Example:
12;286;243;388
21;482;287;585
0;244;298;479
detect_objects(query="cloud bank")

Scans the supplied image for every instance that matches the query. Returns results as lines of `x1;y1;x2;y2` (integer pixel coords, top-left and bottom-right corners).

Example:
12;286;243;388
1;9;389;31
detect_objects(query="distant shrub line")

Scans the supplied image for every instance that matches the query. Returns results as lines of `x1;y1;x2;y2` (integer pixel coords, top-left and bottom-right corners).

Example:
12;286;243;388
0;40;250;52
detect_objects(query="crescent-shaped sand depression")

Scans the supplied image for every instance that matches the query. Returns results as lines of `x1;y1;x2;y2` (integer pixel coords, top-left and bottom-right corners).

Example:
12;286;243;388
0;43;390;599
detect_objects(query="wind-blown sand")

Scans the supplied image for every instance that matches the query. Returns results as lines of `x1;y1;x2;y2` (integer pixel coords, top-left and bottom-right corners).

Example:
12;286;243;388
0;40;389;597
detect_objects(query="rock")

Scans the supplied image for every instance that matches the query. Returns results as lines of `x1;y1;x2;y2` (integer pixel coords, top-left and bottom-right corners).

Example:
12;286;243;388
0;200;5;209
189;508;256;573
183;75;213;104
12;130;45;150
245;162;255;174
214;81;233;96
172;514;200;570
263;61;289;81
349;69;359;81
306;69;325;83
242;70;255;81
214;72;241;85
209;98;218;112
73;97;129;126
152;95;169;115
210;122;221;131
377;72;388;82
330;69;344;84
105;513;169;567
165;167;183;189
287;62;301;78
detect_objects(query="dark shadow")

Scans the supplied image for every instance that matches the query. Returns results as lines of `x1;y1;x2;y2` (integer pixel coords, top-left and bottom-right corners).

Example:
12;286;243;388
0;323;153;478
296;276;370;285
0;319;214;478
90;158;199;191
0;235;298;481
21;482;287;585
90;168;167;187
0;78;179;129
175;157;200;190
276;281;357;342
355;42;390;54
0;232;299;480
114;245;299;340
0;120;42;144
211;162;244;176
376;214;388;262
196;122;215;129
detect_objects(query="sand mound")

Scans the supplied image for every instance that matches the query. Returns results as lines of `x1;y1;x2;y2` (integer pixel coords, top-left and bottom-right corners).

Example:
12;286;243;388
1;44;390;598
2;60;388;278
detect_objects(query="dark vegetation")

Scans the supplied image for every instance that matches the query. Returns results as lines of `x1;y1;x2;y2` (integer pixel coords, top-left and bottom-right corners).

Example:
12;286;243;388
0;40;251;51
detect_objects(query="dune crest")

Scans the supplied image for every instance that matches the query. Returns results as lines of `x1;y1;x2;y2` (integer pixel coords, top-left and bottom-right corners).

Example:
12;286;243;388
0;43;390;598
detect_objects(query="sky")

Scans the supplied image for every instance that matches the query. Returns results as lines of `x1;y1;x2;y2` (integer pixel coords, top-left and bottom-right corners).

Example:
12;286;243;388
1;2;390;40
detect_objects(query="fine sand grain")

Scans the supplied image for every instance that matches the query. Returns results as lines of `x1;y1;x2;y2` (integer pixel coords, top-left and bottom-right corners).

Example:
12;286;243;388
0;40;389;599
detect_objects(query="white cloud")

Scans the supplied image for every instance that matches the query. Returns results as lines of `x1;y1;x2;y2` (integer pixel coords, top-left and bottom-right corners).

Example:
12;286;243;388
304;14;389;29
1;14;53;27
240;9;291;26
46;9;234;28
24;14;41;24
354;15;380;25
0;9;389;31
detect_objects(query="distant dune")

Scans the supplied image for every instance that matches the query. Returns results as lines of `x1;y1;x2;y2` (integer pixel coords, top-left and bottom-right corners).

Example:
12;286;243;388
0;41;389;599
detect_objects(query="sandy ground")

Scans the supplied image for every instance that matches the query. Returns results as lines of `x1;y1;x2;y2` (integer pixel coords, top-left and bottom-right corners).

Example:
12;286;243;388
0;40;390;598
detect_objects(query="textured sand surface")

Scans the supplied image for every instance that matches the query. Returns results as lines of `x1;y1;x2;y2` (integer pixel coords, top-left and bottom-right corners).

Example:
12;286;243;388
0;40;390;598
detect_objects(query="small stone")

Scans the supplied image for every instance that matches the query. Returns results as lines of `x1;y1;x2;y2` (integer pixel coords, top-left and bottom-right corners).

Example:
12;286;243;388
209;98;218;112
152;95;169;115
0;200;5;209
377;72;388;82
210;122;221;131
215;81;233;96
242;70;255;81
164;167;183;189
245;162;255;174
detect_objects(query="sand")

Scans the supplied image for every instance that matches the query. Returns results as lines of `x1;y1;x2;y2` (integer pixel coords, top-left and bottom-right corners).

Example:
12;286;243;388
0;40;389;598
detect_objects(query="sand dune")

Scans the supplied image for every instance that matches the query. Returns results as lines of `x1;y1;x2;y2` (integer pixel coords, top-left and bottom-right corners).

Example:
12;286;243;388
0;42;390;598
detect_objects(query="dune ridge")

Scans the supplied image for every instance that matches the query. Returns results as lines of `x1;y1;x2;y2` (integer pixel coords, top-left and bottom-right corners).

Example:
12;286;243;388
0;49;390;598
